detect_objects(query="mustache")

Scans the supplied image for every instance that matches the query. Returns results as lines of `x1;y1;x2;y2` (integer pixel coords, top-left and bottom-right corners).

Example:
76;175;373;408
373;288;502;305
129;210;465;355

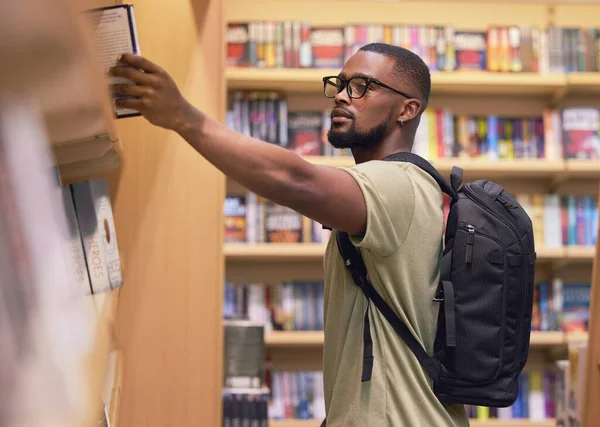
331;107;354;119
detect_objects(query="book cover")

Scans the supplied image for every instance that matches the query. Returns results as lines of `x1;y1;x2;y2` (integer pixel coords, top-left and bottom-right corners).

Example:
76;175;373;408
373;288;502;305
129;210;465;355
227;23;250;67
288;112;322;156
562;283;591;333
264;202;303;243
87;4;142;119
224;196;247;243
61;185;93;296
310;27;345;69
561;108;600;159
71;178;123;293
454;31;487;71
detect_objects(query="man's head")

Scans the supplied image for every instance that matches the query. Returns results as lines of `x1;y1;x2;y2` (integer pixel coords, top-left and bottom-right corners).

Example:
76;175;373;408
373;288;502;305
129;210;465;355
326;43;431;153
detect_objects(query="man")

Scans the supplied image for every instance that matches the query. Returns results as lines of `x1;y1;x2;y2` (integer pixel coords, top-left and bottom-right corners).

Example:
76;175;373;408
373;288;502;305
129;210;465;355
112;43;469;426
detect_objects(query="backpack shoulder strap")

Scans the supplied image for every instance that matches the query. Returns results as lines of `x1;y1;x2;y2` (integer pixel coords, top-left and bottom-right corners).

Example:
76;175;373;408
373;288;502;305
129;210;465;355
336;231;441;383
381;152;460;198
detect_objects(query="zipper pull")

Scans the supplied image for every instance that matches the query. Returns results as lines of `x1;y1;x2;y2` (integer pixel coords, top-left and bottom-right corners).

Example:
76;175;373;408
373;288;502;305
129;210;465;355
498;195;518;209
465;225;475;264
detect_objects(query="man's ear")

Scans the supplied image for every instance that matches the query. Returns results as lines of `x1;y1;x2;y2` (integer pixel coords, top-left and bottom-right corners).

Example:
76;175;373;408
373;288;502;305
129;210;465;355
398;99;422;124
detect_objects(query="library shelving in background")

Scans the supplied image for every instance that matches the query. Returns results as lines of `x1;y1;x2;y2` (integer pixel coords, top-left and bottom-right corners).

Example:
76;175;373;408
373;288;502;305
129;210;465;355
226;67;600;99
268;420;558;427
223;0;600;426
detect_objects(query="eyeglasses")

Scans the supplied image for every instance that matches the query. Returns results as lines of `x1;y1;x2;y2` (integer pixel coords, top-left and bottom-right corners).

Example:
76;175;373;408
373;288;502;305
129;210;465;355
322;75;414;100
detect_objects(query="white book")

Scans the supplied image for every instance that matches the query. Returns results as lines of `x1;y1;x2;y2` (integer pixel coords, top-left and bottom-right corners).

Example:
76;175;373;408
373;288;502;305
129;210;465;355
496;406;513;419
246;192;258;243
86;4;142;119
72;178;123;293
544;194;562;248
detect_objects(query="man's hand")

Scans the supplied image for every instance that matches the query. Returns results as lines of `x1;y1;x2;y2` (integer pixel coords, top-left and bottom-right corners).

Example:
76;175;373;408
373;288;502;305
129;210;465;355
110;54;195;132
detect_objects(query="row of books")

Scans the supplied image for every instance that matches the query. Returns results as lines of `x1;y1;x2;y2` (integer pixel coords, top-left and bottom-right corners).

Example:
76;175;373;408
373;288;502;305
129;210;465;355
265;370;556;421
268;371;326;421
223;279;590;334
516;194;598;249
221;348;587;425
227;22;600;73
466;370;558;420
222;389;269;427
227;92;600;160
61;177;123;295
225;191;598;247
224;193;331;244
532;281;591;333
224;281;325;332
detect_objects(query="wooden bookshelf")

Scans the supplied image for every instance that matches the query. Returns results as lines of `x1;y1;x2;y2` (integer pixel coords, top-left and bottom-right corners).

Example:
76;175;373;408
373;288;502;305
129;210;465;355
566;72;600;96
564;159;600;179
265;330;587;348
269;419;557;427
225;243;593;263
226;157;600;197
223;1;600;426
225;243;326;261
109;0;226;426
226;68;569;97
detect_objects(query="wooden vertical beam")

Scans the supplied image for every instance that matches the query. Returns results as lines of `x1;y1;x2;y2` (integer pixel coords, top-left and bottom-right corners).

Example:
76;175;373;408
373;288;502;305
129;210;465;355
109;0;225;425
582;189;600;426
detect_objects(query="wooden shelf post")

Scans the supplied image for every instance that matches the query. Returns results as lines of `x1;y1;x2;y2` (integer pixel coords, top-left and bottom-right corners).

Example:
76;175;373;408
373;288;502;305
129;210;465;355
109;0;226;426
582;189;600;426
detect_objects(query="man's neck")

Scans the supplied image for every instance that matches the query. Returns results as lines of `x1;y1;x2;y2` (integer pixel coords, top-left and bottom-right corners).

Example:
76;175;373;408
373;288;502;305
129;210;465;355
351;137;413;164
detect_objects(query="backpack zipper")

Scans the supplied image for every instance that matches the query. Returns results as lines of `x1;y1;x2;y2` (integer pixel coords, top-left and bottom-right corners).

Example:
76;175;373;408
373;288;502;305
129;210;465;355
465;225;475;264
462;186;529;373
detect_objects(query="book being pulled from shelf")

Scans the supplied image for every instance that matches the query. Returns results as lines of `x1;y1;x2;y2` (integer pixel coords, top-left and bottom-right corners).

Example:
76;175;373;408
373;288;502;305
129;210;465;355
86;4;142;119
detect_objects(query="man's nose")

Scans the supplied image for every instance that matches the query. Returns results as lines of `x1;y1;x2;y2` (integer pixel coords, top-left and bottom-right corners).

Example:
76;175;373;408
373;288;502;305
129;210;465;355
334;84;351;105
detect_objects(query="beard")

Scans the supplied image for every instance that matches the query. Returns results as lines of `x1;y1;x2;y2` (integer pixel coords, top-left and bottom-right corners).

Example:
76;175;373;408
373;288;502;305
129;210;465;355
327;115;390;150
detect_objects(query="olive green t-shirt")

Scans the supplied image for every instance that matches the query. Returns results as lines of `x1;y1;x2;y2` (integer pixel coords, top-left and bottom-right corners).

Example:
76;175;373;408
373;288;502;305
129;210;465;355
322;160;469;427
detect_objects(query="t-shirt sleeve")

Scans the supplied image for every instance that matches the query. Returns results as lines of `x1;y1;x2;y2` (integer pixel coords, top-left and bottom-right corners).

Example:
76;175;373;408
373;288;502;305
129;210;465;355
340;161;415;257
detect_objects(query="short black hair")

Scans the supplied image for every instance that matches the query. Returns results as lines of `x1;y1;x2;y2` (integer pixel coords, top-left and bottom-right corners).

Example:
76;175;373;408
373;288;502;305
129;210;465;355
358;43;431;107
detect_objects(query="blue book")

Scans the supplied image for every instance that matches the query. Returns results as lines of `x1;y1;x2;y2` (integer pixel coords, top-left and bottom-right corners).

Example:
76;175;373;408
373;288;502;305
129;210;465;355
520;373;530;418
487;116;499;160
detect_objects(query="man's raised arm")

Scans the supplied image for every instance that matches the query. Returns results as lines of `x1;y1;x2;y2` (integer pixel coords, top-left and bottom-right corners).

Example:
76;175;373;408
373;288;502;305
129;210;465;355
111;53;366;234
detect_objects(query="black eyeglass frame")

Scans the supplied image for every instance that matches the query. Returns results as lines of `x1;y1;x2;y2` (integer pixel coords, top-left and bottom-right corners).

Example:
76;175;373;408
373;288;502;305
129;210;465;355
322;75;415;100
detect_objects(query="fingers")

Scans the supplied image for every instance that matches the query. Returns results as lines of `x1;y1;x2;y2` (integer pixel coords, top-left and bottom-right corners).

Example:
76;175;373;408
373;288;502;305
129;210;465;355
118;53;163;74
110;65;157;86
115;97;145;111
112;83;153;98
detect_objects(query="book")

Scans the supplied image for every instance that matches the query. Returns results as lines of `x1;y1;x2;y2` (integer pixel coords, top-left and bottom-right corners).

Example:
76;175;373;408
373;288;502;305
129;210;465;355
71;178;123;294
224;195;247;243
86;4;142;119
61;185;93;296
223;320;266;389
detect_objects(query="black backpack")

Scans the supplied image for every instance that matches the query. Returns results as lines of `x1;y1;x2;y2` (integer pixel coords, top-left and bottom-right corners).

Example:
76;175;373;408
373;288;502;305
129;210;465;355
336;152;536;407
